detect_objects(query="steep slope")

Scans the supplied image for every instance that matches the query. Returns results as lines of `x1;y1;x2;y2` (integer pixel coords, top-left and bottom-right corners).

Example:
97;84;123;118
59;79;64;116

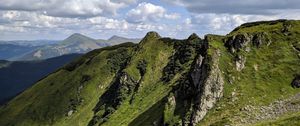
0;20;300;126
18;33;109;60
0;54;81;105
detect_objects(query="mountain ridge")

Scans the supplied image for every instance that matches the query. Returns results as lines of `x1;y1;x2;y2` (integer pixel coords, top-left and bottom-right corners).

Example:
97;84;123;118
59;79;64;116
16;33;141;61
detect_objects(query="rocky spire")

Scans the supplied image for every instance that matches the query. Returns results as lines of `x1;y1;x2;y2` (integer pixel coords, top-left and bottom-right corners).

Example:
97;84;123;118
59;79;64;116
188;33;201;41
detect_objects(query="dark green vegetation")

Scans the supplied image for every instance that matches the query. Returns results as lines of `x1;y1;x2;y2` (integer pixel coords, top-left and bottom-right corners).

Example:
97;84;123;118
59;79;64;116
0;20;300;126
0;54;81;105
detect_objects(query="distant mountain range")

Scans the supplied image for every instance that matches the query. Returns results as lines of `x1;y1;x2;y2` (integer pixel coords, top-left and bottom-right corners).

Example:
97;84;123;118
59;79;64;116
0;53;81;105
105;35;141;45
0;44;40;60
0;33;141;61
0;40;60;46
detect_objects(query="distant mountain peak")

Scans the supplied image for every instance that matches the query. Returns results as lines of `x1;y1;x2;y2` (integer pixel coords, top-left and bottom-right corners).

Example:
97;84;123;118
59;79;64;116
71;33;82;36
67;33;90;39
108;35;127;41
62;33;95;45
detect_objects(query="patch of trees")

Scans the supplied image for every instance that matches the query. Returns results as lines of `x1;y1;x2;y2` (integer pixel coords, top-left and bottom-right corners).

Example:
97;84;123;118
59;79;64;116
107;48;131;73
136;60;147;77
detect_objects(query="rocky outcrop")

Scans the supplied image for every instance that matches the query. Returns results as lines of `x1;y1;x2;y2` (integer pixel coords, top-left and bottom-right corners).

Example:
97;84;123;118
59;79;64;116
282;21;292;35
190;49;224;125
291;75;300;88
162;35;224;126
235;55;246;71
224;32;271;72
225;34;251;53
225;32;271;53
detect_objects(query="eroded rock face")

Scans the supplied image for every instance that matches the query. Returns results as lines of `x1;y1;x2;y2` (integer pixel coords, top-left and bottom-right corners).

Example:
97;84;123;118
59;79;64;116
291;75;300;88
191;55;205;88
235;55;246;71
225;32;271;53
190;50;224;125
162;36;224;126
282;22;292;35
225;34;251;53
224;32;271;72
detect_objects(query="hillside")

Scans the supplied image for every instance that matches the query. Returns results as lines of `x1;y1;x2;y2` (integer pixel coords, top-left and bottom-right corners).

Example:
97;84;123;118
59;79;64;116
0;54;81;105
0;20;299;126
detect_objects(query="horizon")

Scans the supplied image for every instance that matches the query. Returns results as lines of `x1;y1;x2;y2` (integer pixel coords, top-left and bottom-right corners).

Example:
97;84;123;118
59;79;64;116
1;0;300;40
0;33;142;41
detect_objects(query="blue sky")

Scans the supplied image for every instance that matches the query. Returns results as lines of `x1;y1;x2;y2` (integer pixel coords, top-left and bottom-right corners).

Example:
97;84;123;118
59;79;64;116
1;0;300;40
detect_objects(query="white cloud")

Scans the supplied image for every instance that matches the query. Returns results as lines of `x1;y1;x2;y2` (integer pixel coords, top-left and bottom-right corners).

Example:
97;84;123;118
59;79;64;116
164;13;180;20
163;0;300;15
1;0;300;40
0;0;136;18
126;2;180;23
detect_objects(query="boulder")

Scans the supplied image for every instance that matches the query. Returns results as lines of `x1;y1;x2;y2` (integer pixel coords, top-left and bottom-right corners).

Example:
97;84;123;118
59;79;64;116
225;34;251;53
235;55;246;71
291;75;300;88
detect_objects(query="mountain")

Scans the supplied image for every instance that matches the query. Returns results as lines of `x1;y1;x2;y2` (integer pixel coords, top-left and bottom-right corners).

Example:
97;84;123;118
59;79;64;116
0;54;81;105
12;34;140;61
0;20;300;126
18;33;109;60
0;44;39;60
106;35;141;45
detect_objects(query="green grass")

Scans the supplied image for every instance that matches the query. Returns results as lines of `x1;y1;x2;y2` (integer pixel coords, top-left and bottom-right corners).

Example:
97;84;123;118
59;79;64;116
198;20;300;126
0;43;136;126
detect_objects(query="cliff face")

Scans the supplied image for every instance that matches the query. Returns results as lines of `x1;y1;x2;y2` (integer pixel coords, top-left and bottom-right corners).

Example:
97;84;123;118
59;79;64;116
161;36;224;126
190;49;224;125
1;20;300;126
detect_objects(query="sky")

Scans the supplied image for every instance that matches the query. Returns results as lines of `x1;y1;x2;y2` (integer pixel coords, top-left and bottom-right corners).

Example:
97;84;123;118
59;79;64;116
1;0;300;40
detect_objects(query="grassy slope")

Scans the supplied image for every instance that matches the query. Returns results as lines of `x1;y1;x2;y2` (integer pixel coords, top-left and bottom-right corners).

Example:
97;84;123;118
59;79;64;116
199;20;300;125
0;43;136;126
102;35;175;125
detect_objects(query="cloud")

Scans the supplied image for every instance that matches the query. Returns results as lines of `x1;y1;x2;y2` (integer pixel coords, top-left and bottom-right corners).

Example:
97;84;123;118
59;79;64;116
0;0;136;18
163;0;300;15
126;2;180;23
1;0;300;40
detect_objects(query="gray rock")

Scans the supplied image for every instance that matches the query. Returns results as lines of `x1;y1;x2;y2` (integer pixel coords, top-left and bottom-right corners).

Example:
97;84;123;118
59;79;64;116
235;55;246;71
190;49;224;125
291;75;300;88
225;34;251;53
67;110;73;116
